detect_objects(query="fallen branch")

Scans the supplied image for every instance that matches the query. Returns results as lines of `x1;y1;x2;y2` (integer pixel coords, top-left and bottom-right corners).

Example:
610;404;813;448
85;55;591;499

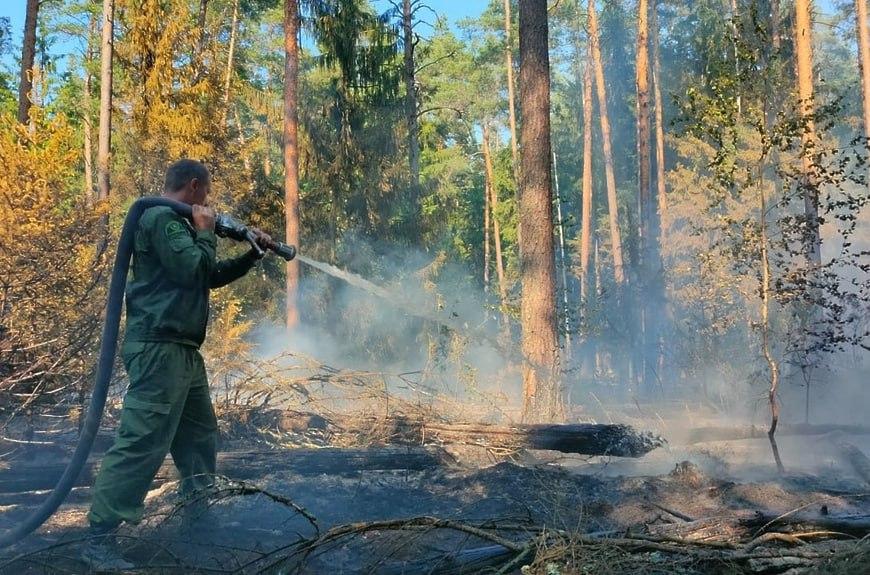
754;512;870;536
240;515;527;573
646;500;695;522
743;531;806;552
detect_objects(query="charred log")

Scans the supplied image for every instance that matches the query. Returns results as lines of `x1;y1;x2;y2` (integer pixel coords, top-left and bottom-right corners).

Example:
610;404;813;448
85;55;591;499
279;413;664;458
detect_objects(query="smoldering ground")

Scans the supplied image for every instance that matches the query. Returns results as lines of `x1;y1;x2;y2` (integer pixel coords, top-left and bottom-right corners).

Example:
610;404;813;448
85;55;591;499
2;237;869;574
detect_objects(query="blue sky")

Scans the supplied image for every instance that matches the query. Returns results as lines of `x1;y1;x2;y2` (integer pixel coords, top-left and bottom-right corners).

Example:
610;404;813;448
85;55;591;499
0;0;846;72
1;0;490;72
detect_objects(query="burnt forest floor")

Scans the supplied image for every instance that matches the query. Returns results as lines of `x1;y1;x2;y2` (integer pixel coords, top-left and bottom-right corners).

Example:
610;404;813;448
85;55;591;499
2;412;870;575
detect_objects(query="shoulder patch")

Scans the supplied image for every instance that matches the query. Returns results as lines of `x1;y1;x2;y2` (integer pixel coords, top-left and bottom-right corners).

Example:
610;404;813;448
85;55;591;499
165;220;193;252
165;220;187;238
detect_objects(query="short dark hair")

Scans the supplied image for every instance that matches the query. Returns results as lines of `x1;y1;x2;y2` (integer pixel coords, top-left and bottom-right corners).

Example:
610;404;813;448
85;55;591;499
164;159;210;192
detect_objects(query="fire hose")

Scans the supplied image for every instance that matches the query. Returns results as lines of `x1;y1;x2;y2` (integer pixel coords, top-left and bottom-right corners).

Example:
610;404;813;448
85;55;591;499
0;197;295;548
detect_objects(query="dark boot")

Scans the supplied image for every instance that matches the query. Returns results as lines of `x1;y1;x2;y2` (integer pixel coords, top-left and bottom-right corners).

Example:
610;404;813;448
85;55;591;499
81;524;134;571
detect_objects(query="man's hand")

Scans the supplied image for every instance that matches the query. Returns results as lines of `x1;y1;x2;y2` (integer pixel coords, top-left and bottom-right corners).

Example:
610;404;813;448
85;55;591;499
192;205;216;232
249;228;273;258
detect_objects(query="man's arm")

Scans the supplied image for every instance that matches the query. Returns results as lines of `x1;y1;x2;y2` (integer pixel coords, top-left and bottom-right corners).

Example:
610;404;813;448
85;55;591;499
148;210;217;288
210;226;272;288
210;250;259;289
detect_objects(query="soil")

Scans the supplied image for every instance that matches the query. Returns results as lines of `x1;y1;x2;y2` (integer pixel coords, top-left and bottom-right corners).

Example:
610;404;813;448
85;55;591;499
2;413;870;574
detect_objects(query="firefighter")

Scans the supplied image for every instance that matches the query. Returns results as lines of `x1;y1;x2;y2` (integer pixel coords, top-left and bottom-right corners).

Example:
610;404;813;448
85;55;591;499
82;159;271;569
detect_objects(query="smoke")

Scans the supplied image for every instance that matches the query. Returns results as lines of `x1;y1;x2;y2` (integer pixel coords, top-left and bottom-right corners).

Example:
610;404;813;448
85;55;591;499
247;240;521;420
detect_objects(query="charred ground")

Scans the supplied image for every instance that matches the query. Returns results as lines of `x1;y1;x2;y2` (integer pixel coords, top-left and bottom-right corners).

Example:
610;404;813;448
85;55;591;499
2;403;870;575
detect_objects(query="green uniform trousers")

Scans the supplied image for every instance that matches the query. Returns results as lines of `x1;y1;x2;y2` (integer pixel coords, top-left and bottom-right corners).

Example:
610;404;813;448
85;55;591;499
87;341;218;528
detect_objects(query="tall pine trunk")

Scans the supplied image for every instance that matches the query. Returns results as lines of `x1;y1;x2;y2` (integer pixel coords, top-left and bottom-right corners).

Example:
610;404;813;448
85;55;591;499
83;13;97;201
553;150;572;358
857;0;870;186
404;0;420;193
772;0;781;49
284;0;301;328
83;76;95;202
97;0;115;204
636;0;657;390
504;0;520;175
197;0;209;51
483;124;508;312
222;0;240;126
794;0;821;265
651;0;667;242
17;0;39;124
519;0;560;422
580;38;594;304
83;71;94;199
636;0;651;256
588;0;625;284
484;143;491;291
729;0;742;115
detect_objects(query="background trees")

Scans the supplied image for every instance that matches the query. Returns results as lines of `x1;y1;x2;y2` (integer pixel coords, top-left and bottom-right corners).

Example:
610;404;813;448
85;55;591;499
0;0;867;428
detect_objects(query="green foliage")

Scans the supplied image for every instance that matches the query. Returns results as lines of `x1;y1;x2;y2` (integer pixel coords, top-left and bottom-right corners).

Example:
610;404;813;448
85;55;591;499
3;0;868;419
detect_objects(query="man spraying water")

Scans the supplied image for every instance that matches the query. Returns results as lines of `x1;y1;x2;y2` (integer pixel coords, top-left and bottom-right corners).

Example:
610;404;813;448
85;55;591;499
82;159;275;569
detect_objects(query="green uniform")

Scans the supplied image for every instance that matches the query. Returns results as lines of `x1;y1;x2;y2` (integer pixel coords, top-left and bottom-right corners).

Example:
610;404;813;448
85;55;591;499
88;206;257;528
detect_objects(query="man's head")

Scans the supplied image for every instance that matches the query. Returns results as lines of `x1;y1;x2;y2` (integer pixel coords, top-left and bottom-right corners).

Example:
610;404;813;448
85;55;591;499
163;159;211;206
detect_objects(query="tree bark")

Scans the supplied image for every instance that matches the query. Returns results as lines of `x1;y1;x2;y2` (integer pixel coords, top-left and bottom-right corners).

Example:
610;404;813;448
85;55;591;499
284;0;301;329
580;38;594;304
197;0;209;50
651;0;667;244
637;0;660;391
396;421;661;457
588;0;626;284
483;125;508;312
283;412;663;457
729;0;742;115
221;0;240;126
518;0;560;422
857;0;870;187
505;0;522;251
83;13;97;202
553;151;572;358
484;140;491;291
772;0;781;50
760;163;784;474
97;0;115;203
195;0;209;77
17;0;39;124
636;0;651;262
794;0;821;266
504;0;520;177
83;70;94;199
404;0;420;193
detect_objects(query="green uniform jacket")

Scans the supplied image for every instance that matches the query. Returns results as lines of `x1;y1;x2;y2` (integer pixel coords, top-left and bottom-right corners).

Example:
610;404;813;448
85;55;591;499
123;206;257;348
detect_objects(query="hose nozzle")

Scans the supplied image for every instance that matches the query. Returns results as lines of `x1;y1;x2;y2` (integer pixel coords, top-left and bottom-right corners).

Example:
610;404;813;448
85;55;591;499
214;213;296;261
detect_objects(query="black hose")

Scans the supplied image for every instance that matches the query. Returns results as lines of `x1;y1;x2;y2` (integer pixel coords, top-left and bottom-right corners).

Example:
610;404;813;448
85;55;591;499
0;197;193;548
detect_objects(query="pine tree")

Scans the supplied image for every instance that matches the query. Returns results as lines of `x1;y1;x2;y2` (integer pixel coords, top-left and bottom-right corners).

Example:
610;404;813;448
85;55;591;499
519;0;560;421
